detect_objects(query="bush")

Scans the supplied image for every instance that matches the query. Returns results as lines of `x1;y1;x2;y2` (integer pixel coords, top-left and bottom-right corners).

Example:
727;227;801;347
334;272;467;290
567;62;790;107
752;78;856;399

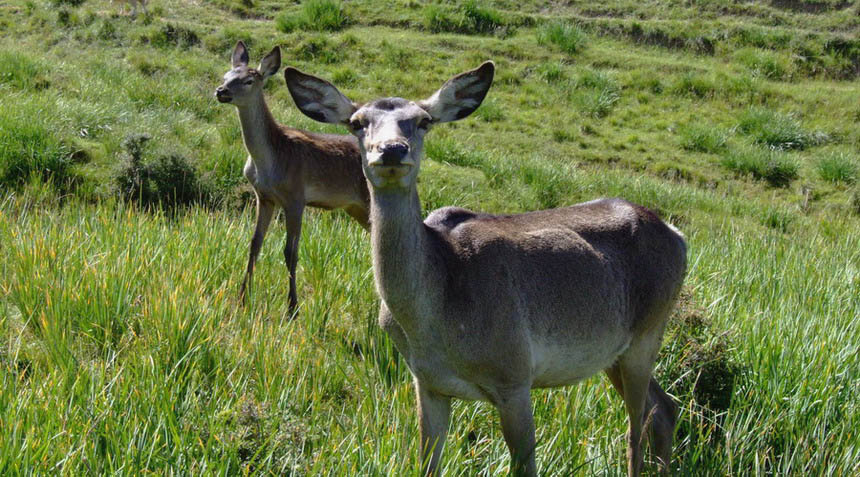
535;62;565;83
0;51;50;90
422;1;508;36
760;206;794;233
114;134;211;210
737;108;827;150
571;69;620;118
679;125;727;153
50;0;85;6
276;0;349;33
0;107;73;190
720;146;799;187
537;21;587;55
733;47;791;80
816;153;858;184
669;73;718;99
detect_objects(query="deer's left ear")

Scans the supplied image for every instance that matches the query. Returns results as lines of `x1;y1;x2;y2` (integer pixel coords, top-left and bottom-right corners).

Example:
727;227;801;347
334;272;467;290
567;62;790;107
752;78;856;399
259;47;281;79
284;67;356;124
419;61;494;123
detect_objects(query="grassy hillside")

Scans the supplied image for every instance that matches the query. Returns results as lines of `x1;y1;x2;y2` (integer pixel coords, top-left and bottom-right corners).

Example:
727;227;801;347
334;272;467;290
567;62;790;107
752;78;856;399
1;0;859;474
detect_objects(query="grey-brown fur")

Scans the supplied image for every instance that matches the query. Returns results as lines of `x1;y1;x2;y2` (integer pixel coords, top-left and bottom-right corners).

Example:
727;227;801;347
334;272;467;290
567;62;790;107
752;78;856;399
285;61;686;476
216;41;369;316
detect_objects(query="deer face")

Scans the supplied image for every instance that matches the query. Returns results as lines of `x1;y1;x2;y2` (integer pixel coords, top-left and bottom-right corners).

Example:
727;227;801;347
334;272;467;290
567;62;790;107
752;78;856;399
215;41;280;107
285;62;494;190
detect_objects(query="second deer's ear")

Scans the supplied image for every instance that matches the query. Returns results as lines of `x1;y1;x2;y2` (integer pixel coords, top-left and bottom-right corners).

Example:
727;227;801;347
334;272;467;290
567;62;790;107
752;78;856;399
284;67;356;124
259;47;281;79
232;41;249;68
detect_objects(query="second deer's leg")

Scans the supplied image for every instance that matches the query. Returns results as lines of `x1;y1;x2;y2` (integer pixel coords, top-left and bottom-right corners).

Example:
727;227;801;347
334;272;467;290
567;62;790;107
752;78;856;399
239;199;275;304
283;202;305;317
497;388;537;477
416;382;451;476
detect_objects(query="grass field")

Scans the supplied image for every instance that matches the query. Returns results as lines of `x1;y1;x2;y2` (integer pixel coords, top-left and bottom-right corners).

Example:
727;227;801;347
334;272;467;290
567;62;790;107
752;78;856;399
1;0;859;474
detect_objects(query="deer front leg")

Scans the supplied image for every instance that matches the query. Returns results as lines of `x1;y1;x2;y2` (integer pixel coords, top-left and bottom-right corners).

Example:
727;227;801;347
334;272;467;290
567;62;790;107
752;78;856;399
239;199;275;304
497;388;537;477
283;202;305;318
416;381;451;476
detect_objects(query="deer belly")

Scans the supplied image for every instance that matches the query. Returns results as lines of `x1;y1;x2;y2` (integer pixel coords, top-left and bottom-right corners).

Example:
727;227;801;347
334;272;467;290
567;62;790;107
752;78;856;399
530;334;631;388
407;356;489;401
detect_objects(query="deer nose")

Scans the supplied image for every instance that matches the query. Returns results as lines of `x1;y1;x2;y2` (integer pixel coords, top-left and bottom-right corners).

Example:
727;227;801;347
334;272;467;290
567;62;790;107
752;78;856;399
379;142;409;166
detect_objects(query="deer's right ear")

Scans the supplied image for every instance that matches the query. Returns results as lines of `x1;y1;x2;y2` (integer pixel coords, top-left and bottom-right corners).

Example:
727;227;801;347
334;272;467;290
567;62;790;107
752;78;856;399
258;47;281;79
232;41;249;68
284;67;356;124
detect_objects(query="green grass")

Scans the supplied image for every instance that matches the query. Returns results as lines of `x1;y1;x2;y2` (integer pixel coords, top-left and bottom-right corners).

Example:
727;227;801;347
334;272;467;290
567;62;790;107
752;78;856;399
678;125;727;154
1;0;859;474
737;108;828;151
720;147;799;188
276;0;349;33
817;152;859;184
537;21;588;55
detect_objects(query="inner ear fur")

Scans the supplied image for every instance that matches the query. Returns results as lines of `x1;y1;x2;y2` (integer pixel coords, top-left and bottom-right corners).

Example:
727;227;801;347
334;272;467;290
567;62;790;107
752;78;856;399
284;67;356;124
419;61;495;123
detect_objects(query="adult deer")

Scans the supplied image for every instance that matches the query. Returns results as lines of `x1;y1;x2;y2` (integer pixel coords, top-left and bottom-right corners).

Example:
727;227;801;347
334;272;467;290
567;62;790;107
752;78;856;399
216;42;369;316
285;62;686;476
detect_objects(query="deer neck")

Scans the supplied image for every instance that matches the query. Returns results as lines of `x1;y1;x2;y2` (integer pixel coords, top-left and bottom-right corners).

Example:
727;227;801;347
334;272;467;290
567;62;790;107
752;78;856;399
370;185;440;333
235;93;279;170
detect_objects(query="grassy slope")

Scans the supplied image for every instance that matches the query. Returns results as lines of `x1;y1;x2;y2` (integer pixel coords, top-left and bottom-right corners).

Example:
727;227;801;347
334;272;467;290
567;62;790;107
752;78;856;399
1;0;859;474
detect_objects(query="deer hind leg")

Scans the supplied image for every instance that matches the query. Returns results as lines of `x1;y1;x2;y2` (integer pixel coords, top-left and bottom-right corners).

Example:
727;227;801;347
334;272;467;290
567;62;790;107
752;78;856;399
282;202;305;318
239;199;275;304
610;331;670;476
605;366;677;474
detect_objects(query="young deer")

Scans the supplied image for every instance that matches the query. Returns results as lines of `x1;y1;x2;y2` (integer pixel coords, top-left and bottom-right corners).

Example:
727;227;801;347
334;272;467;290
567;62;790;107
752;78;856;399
285;62;686;476
216;42;369;316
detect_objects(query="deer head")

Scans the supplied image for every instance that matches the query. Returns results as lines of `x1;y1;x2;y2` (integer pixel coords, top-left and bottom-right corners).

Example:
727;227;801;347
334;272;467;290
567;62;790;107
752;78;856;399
215;41;281;107
284;62;494;189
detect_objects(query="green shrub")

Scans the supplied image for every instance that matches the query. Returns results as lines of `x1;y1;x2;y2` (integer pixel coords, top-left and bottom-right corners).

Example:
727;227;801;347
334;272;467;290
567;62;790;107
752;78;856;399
737;108;827;150
461;0;505;35
292;35;342;64
679;125;727;153
733;47;790;80
670;73;717;99
0;109;73;189
276;0;349;33
0;51;50;90
721;146;799;187
816;153;858;184
535;62;565;83
760;206;794;233
537;21;587;55
49;0;85;6
422;1;507;36
114;134;211;210
571;69;620;118
572;87;619;118
474;99;504;122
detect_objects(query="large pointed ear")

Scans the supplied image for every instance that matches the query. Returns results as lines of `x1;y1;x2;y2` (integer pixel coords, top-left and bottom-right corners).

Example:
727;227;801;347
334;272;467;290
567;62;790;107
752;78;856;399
232;41;249;68
419;61;494;123
258;46;281;79
284;67;356;124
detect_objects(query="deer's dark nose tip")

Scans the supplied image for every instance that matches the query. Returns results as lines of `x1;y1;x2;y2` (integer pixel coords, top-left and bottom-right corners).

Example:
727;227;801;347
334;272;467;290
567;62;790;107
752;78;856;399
380;142;409;165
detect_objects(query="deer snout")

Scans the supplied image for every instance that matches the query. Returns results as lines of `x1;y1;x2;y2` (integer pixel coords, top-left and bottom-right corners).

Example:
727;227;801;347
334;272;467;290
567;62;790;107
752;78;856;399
215;86;232;103
378;142;410;166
